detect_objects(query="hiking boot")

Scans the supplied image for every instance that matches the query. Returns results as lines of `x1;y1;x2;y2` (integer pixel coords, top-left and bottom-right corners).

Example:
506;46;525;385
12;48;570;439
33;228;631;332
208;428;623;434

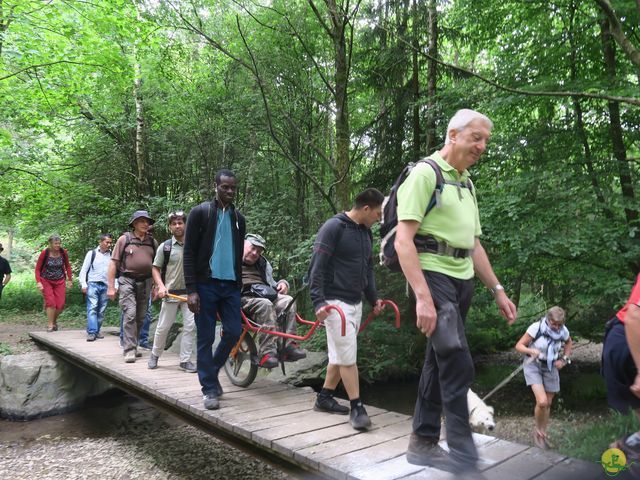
86;333;97;342
138;341;151;350
180;361;197;373
203;393;220;410
135;350;143;358
124;350;136;363
314;394;349;415
258;354;278;369
147;353;159;369
283;343;307;362
349;402;371;430
95;332;104;339
406;433;451;468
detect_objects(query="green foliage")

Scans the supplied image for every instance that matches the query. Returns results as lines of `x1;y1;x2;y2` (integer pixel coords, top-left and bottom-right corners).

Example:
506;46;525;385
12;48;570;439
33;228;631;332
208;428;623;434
555;410;640;462
1;0;639;378
0;343;12;356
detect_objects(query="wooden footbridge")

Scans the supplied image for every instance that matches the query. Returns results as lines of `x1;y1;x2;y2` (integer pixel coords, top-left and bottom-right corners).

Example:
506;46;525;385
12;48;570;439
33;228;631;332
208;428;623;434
30;329;604;480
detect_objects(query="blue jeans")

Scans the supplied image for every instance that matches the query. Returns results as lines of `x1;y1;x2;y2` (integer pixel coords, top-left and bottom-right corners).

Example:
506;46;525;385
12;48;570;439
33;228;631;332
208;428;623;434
120;294;152;345
195;280;242;396
86;282;108;335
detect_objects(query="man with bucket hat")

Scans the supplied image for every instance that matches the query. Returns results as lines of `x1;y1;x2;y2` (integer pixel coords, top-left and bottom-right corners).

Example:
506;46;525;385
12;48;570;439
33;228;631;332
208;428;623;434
241;233;306;369
108;210;158;363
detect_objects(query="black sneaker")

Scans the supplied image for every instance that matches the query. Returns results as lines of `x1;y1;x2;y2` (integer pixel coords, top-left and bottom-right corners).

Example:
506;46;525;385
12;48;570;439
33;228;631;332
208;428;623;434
314;394;349;415
283;343;307;362
349;402;371;430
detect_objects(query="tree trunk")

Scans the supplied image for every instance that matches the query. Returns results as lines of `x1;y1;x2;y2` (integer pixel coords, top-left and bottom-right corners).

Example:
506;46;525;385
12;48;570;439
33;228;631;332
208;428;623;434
133;4;149;198
410;0;421;161
424;0;437;153
326;0;351;210
601;19;637;228
6;227;13;258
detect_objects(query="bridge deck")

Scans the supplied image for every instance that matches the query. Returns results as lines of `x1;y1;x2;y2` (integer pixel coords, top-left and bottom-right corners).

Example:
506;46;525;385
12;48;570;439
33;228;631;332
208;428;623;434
30;329;603;480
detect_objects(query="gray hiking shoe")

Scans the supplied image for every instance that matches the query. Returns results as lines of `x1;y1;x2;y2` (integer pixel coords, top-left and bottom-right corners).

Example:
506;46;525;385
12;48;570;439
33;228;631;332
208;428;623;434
148;353;159;369
203;394;220;410
86;333;96;342
124;350;136;363
180;361;197;373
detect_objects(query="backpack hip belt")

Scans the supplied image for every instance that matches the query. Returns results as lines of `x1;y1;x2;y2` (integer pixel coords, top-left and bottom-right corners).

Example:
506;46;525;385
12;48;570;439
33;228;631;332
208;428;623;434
416;235;474;259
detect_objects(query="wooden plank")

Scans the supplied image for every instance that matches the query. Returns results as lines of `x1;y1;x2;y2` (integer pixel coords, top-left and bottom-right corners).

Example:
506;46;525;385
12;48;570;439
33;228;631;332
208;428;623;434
347;455;450;480
530;457;604;480
480;447;566;480
319;435;412;479
295;418;411;465
29;329;600;480
275;411;410;457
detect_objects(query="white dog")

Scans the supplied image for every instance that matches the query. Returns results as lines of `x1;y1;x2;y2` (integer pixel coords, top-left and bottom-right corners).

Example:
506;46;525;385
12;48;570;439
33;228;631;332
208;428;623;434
467;389;495;433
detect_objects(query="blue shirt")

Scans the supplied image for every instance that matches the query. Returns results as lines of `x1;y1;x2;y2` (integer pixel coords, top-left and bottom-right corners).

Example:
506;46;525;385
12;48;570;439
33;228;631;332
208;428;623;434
210;208;236;280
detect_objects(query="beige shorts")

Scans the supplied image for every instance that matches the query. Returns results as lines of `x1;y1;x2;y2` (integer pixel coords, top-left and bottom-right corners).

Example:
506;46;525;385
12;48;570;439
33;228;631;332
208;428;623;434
324;299;362;366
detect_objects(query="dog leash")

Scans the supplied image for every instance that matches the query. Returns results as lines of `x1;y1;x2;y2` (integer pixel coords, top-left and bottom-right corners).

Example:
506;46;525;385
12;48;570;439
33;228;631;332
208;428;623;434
481;357;535;402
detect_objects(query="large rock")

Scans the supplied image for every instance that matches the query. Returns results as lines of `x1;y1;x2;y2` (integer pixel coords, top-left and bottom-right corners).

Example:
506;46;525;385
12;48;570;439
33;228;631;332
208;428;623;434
265;351;328;387
0;351;112;420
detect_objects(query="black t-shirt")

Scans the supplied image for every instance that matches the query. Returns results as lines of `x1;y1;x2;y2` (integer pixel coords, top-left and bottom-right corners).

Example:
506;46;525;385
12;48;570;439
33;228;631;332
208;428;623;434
0;256;11;277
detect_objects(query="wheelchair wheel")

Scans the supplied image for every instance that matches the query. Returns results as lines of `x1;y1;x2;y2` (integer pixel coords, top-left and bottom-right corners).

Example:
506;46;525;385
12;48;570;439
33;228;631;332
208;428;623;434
224;333;258;387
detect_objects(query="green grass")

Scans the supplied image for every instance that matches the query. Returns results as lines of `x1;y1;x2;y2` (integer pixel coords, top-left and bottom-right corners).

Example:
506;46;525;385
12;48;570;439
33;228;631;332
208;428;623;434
554;409;640;462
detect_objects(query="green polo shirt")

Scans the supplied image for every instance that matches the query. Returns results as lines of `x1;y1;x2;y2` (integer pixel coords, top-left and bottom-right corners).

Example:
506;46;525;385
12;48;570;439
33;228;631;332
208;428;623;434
396;152;481;280
153;237;185;300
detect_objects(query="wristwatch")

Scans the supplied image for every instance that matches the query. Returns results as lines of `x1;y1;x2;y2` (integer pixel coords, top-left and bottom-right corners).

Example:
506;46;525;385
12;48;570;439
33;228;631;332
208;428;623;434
490;284;504;295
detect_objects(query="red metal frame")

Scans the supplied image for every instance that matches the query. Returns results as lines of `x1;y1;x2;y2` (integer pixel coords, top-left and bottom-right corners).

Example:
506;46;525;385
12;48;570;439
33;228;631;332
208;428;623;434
239;299;401;340
358;299;401;333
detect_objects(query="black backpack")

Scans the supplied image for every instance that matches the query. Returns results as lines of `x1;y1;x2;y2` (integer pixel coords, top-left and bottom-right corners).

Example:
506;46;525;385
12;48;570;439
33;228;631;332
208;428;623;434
160;239;172;283
379;157;474;272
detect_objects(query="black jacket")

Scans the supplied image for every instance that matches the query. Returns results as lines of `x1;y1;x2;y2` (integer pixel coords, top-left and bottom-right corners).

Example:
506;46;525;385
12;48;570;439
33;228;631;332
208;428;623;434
183;200;246;293
308;212;378;311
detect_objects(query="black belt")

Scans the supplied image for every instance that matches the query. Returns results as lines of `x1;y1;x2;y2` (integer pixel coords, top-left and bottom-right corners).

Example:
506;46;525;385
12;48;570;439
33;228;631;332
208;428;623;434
415;235;474;259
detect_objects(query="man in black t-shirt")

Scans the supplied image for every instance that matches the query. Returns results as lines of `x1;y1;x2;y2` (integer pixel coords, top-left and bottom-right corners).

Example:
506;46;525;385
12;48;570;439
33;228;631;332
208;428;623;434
0;243;12;301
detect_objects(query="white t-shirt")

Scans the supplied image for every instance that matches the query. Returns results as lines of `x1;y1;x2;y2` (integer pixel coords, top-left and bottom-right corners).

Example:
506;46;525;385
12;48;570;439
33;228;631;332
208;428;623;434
526;320;570;361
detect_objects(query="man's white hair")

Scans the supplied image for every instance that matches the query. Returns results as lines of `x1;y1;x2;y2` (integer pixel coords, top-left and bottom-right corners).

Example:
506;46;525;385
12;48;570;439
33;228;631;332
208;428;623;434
445;109;493;145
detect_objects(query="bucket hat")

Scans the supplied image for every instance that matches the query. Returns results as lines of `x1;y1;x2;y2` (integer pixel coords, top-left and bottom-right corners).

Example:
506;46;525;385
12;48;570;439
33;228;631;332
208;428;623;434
129;210;155;226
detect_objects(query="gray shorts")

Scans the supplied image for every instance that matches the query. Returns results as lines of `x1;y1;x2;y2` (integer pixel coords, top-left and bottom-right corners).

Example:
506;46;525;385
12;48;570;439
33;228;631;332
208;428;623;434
523;359;560;393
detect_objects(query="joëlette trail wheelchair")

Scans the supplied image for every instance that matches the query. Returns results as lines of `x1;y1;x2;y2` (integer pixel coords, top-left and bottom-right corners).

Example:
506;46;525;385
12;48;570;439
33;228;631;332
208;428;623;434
223;296;401;388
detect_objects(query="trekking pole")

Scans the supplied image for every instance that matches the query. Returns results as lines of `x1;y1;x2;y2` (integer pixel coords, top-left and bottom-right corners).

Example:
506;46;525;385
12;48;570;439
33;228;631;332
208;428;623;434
166;293;187;302
482;356;535;403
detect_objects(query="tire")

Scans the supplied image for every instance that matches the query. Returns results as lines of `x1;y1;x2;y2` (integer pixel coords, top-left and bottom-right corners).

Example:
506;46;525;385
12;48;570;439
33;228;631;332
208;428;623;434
224;333;258;387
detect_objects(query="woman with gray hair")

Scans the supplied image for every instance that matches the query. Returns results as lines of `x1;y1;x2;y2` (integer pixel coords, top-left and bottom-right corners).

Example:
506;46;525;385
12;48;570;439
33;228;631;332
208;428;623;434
35;235;73;332
515;306;572;449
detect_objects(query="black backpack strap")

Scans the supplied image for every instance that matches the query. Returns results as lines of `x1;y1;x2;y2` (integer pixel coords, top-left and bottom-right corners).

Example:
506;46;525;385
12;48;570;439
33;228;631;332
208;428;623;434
86;248;97;284
161;239;173;283
421;157;445;215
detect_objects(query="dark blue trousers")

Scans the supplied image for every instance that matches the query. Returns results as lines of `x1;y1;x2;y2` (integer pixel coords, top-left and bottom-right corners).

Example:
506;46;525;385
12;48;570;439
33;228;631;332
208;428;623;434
195;280;242;396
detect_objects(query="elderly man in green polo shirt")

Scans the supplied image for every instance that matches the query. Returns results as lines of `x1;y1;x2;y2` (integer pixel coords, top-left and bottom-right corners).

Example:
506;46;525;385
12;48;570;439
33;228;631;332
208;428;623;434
395;109;517;475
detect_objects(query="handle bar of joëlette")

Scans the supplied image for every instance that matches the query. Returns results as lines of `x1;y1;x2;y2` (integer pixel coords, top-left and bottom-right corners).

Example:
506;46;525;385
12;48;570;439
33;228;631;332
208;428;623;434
241;304;346;340
168;294;401;338
358;299;401;333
